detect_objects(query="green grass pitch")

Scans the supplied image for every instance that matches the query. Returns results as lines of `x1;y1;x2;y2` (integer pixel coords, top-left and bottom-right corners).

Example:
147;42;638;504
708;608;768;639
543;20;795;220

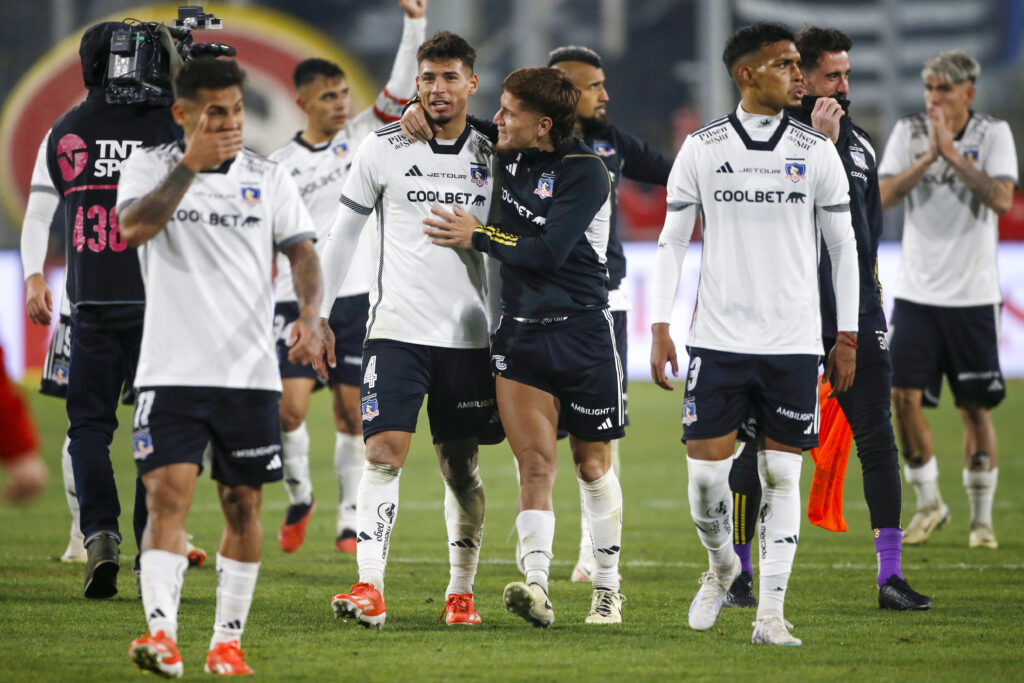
1;380;1021;680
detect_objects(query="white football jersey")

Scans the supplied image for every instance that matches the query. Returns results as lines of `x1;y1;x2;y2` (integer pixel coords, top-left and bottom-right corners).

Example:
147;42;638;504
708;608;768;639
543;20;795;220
269;122;376;301
326;121;496;348
878;112;1018;306
118;143;316;391
667;105;851;355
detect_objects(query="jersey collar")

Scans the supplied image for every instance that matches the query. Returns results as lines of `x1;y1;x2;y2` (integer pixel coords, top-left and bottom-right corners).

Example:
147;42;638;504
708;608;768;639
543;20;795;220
292;131;332;152
727;109;790;151
428;120;472;155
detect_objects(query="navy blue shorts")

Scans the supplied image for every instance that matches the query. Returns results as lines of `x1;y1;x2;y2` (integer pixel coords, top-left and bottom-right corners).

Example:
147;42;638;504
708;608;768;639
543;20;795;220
890;299;1005;408
491;310;625;442
39;313;72;399
555;309;629;439
275;295;368;387
132;386;284;487
359;339;504;445
682;347;819;450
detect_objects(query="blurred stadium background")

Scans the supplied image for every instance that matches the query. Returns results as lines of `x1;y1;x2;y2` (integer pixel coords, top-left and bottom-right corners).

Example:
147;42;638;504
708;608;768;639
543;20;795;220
2;0;1024;381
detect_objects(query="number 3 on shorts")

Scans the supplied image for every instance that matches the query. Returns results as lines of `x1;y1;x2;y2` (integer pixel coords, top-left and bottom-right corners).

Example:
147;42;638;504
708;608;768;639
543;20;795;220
363;355;377;389
686;356;701;391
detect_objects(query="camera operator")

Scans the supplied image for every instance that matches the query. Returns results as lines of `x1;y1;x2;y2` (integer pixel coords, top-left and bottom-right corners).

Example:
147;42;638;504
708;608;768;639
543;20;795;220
45;21;182;599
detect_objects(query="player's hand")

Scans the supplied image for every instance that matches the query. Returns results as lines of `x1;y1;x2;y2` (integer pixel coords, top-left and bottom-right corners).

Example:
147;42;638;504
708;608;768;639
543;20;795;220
401;102;438;142
423;205;477;248
3;454;47;503
811;97;844;143
928;106;955;163
824;336;856;396
650;322;679;391
399;0;426;19
287;310;323;368
24;274;53;326
181;113;244;173
310;316;337;382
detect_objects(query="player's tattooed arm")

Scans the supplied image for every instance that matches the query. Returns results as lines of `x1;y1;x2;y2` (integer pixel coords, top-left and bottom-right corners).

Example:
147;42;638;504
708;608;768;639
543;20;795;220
119;163;196;246
284;239;325;370
945;160;1014;215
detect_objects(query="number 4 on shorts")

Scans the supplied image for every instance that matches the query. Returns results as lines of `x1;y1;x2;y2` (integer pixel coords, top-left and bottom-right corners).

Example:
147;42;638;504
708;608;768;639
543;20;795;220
363;356;377;388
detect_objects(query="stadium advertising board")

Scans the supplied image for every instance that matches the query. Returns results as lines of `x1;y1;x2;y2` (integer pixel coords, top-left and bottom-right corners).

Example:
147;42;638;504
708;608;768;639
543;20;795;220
5;243;1024;383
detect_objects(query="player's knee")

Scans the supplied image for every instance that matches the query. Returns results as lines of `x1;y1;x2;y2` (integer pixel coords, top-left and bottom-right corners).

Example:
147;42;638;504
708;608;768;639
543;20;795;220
517;449;557;489
365;436;406;468
333;404;362;435
763;451;801;492
890;388;920;419
280;404;306;433
219;486;261;530
959;404;990;431
145;482;190;520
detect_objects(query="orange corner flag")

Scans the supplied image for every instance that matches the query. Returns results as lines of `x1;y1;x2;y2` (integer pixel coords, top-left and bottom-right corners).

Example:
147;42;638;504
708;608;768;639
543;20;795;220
808;378;853;532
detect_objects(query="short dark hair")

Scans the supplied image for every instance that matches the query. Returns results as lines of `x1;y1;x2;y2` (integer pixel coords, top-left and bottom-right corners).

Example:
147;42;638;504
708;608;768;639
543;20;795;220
173;58;247;100
794;27;853;72
722;22;795;73
502;67;579;147
547;45;603;69
293;58;345;89
416;31;476;71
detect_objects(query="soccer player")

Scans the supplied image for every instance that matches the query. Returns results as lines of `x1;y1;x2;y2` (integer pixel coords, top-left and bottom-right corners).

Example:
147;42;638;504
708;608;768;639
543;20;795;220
118;58;322;676
548;45;673;583
422;67;625;626
317;32;502;629
44;22;183;598
725;27;931;611
879;51;1017;549
650;23;859;645
268;0;426;555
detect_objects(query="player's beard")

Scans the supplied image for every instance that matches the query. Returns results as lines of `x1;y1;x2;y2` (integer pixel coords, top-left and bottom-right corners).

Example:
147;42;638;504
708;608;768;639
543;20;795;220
578;112;608;138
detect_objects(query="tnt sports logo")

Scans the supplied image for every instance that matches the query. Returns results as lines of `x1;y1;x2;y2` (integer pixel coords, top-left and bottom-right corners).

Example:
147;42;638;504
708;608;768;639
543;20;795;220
534;174;555;198
963;149;980;165
56;134;88;181
785;161;806;182
133;429;154;461
361;394;380;422
241;186;262;205
592;141;615;157
378;502;396;524
332;141;349;157
470;163;489;187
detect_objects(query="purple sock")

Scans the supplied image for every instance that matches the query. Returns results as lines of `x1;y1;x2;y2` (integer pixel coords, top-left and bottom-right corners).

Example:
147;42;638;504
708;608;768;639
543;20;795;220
874;527;903;587
734;542;752;575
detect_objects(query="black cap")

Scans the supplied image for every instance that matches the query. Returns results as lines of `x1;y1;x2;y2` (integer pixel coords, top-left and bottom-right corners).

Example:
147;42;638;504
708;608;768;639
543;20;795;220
80;22;123;88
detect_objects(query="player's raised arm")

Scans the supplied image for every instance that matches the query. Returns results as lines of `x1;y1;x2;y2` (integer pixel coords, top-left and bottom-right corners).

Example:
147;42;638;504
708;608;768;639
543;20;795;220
347;0;428;137
649;138;699;391
22;132;59;326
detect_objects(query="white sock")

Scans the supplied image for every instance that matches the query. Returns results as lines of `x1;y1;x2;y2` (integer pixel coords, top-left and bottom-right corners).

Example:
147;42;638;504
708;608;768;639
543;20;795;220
963;467;998;529
356;461;401;591
61;436;83;545
580;469;623;592
443;467;485;597
756;450;803;621
140;549;188;641
905;457;942;510
577;482;594;566
516;509;555;593
686;456;735;574
210;554;260;649
334;433;365;535
281;423;313;506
